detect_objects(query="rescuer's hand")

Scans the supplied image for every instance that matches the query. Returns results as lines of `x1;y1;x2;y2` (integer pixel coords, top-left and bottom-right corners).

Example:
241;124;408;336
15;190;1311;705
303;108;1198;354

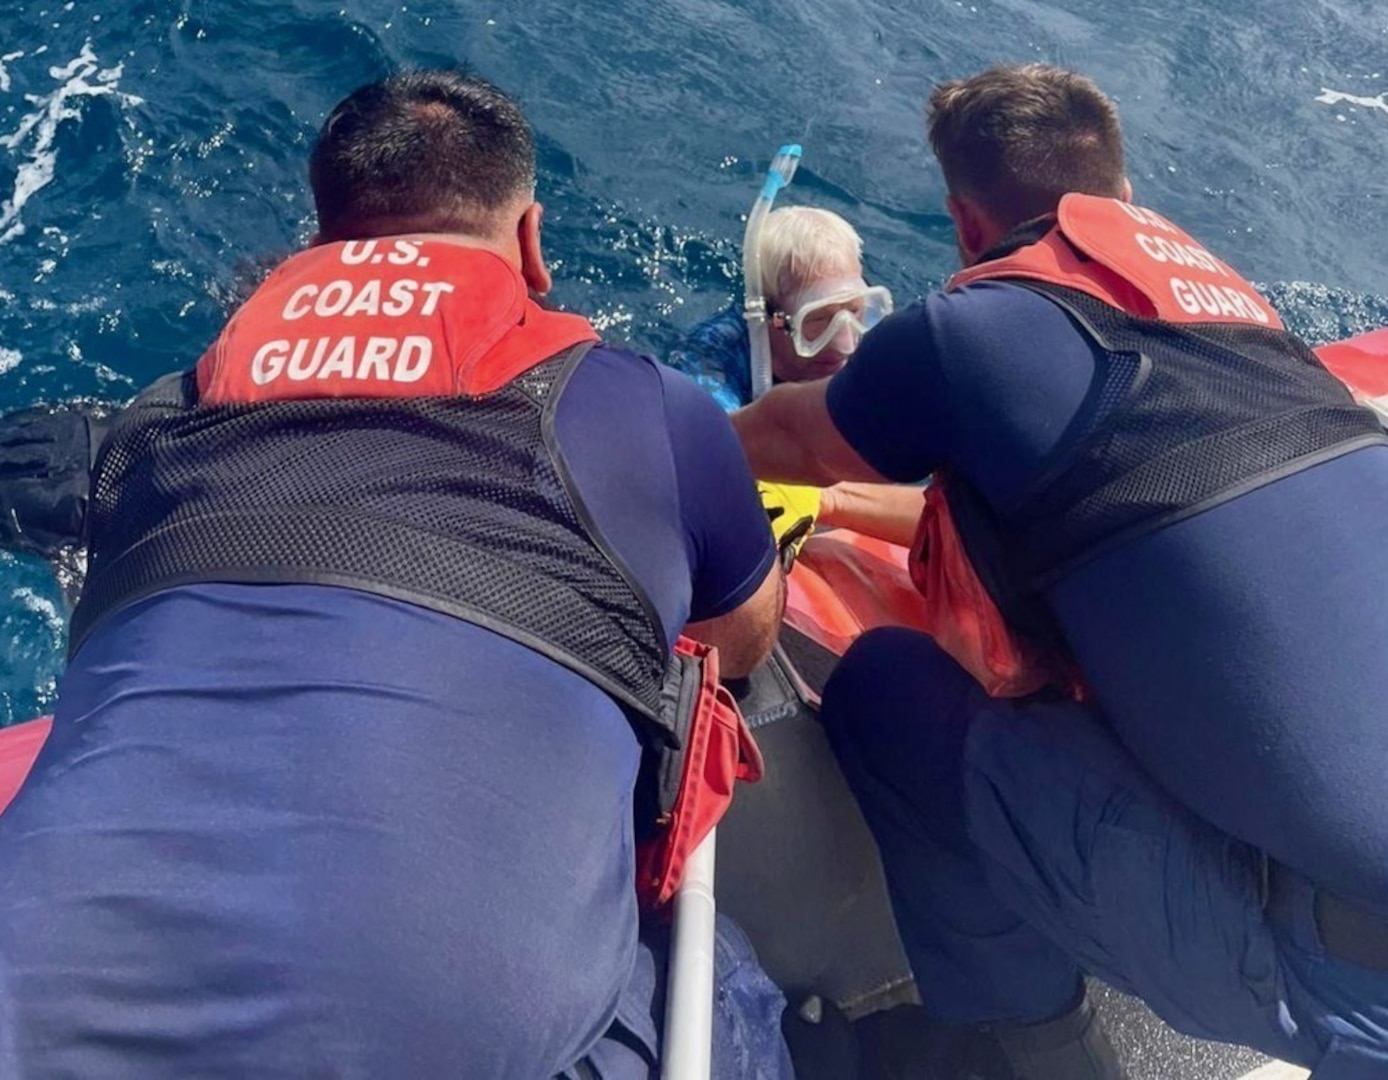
758;481;820;570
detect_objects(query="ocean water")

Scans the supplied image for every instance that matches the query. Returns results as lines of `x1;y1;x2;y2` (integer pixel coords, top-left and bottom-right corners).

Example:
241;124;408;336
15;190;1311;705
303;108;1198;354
0;0;1386;721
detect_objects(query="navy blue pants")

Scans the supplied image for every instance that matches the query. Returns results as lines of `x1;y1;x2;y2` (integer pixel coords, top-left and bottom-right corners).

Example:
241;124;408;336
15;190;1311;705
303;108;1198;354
0;586;793;1079
822;627;1388;1077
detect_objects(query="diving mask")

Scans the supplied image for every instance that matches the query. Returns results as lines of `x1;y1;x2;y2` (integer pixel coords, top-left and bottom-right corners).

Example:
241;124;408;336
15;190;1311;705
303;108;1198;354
779;281;894;359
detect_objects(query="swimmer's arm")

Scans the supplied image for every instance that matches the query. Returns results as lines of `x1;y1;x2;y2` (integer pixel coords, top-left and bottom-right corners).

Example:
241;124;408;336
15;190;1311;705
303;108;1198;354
818;482;925;548
731;379;887;486
684;562;784;679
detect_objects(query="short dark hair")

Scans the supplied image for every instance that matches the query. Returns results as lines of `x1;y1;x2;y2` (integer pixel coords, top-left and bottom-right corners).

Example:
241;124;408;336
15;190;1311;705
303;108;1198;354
927;64;1126;230
309;70;536;242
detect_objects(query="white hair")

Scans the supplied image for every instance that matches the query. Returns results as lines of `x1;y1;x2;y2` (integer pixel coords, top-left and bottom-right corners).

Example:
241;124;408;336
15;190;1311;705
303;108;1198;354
758;206;864;309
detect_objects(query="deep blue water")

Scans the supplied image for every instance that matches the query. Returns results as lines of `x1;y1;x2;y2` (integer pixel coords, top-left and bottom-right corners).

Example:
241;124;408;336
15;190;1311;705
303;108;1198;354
0;0;1386;721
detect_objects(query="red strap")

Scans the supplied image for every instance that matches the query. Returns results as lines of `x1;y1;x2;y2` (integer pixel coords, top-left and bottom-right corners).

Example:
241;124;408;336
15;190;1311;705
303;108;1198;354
635;636;762;912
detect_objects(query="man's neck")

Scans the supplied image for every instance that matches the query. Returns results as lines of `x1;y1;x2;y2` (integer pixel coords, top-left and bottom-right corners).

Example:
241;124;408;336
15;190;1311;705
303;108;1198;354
971;213;1057;267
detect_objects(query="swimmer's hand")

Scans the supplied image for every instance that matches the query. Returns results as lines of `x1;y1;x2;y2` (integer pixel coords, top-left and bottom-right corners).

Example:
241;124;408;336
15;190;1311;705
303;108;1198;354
759;481;820;570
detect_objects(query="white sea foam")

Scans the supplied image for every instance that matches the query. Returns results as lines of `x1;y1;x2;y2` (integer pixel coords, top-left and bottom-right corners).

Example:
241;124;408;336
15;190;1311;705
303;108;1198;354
0;347;21;374
0;50;23;93
1315;87;1388;116
10;586;64;639
0;41;143;246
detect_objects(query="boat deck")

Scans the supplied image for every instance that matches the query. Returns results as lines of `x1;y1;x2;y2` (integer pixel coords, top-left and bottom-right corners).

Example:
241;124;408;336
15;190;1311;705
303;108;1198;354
1094;983;1305;1079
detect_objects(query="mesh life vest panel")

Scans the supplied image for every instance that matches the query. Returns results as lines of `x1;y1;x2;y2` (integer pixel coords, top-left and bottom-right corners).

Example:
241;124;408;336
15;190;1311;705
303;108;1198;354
937;195;1387;642
72;242;679;739
992;283;1386;587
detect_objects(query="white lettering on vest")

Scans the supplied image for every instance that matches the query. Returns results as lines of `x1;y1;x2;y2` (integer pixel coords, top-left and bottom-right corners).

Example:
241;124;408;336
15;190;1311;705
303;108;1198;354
419;281;455;316
252;340;290;384
318;335;357;379
340;241;378;265
387;240;421;265
282;284;317;320
249;336;438;386
1171;277;1201;317
1169;278;1270;324
288;336;330;380
1135;234;1228;276
1114;201;1178;233
394;336;432;382
1232;290;1269;324
342;279;382;318
356;337;395;379
383;279;417;317
278;278;459;322
314;280;354;317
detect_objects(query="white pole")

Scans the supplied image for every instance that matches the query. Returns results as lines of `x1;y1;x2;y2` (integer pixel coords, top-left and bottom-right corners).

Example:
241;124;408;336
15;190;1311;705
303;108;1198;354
661;828;718;1080
1236;1065;1310;1080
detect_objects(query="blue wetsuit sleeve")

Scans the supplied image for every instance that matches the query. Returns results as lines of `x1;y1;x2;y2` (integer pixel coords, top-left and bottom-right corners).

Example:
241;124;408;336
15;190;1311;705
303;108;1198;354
825;303;949;483
659;365;777;621
664;306;753;412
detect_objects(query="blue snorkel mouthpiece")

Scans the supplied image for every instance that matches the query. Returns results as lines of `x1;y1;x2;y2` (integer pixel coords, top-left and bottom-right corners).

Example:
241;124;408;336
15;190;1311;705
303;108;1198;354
743;144;802;400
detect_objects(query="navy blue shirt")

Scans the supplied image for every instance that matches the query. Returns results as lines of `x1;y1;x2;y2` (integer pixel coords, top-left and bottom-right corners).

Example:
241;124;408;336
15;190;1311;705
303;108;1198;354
0;346;775;1077
829;282;1388;907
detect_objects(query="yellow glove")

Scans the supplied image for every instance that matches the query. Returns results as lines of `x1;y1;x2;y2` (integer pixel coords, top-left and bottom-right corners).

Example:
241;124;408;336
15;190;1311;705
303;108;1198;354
758;481;821;569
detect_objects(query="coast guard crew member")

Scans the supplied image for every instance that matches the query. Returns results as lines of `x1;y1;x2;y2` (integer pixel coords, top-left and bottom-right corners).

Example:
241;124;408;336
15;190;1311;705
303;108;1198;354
0;70;789;1079
735;62;1388;1079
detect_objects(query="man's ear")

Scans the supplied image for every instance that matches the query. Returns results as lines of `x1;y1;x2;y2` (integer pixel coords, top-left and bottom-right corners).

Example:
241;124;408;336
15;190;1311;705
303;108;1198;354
945;193;996;267
1120;176;1134;203
518;202;552;297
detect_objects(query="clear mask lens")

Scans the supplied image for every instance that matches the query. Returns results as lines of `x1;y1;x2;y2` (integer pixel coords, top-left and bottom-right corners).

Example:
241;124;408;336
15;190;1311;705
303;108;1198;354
788;285;894;358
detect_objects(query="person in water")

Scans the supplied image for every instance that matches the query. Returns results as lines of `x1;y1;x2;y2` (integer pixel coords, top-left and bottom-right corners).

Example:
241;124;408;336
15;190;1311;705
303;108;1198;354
0;70;793;1078
735;62;1388;1077
669;205;891;411
670;204;925;553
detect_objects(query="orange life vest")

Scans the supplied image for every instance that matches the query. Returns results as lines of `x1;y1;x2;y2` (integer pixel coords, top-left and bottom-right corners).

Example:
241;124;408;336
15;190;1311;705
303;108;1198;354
949;194;1282;330
197;237;599;402
82;237;760;912
913;194;1343;697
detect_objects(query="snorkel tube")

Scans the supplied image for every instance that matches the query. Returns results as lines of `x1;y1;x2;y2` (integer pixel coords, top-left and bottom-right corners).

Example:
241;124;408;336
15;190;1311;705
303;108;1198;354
743;143;802;400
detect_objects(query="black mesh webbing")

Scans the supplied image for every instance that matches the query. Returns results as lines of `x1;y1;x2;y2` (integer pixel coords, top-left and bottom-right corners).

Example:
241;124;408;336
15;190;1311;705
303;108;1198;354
71;347;674;732
984;283;1388;588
